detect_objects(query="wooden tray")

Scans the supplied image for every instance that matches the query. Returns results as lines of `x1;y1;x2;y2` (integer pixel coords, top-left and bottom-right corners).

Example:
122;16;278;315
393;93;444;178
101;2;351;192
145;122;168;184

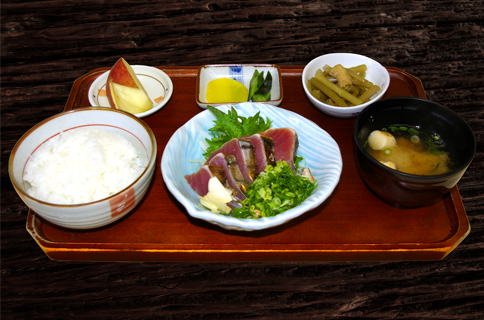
26;66;470;262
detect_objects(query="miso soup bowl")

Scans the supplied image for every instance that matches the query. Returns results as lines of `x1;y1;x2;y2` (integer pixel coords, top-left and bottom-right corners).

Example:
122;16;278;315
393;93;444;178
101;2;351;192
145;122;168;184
354;97;476;208
8;108;157;230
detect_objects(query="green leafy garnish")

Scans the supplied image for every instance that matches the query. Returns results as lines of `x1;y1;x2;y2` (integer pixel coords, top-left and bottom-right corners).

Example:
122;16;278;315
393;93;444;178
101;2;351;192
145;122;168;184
231;161;317;219
203;105;272;158
386;125;443;155
408;128;420;135
294;155;304;171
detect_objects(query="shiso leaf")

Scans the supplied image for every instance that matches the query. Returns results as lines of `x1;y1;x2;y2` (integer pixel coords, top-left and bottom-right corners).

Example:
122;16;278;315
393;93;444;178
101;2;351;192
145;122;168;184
203;105;272;158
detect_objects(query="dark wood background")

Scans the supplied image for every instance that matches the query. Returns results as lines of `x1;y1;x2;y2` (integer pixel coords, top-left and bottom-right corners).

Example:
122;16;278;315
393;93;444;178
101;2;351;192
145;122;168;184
2;0;483;318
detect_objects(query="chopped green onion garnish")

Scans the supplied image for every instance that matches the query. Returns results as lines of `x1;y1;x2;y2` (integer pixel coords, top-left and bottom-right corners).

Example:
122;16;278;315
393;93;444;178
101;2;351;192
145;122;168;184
231;161;317;219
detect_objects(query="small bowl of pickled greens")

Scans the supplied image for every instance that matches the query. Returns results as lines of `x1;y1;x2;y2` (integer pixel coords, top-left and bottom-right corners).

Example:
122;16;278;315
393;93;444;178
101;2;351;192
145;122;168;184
302;53;390;118
354;97;476;208
196;64;283;109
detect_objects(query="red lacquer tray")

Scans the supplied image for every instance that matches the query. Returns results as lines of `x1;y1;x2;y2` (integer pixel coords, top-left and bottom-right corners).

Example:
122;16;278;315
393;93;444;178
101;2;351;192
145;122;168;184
26;66;470;261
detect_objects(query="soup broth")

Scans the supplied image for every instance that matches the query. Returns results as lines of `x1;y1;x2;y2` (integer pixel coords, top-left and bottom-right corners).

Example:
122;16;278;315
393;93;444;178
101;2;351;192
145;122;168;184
365;125;453;176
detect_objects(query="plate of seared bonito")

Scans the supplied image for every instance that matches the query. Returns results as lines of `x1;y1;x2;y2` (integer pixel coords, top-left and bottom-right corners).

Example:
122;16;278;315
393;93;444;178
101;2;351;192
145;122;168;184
161;102;343;231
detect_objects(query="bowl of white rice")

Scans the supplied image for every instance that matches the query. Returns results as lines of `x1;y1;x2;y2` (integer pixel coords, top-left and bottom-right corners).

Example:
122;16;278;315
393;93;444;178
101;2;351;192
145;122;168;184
8;107;157;230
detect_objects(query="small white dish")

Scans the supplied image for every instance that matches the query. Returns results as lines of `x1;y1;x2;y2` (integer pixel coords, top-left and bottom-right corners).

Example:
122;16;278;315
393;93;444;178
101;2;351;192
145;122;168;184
161;102;342;232
302;53;390;118
196;64;283;109
88;65;173;118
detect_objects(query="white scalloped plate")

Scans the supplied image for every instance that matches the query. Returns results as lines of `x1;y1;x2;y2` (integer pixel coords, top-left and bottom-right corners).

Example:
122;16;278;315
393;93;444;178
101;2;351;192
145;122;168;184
88;65;173;118
161;102;342;231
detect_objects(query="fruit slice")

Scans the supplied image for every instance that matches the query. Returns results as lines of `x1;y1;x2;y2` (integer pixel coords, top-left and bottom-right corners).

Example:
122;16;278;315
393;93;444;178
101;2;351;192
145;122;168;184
106;58;153;114
206;78;248;103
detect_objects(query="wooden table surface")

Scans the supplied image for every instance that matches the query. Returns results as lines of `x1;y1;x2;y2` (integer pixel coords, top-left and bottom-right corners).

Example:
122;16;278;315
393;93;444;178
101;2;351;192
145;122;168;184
2;0;483;318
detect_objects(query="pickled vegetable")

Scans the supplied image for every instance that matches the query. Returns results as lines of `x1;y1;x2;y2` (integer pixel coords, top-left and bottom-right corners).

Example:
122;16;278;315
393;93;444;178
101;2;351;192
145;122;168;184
206;78;248;103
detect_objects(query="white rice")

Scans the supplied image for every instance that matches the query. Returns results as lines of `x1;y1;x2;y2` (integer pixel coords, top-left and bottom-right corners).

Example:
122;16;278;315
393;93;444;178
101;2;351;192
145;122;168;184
23;127;146;204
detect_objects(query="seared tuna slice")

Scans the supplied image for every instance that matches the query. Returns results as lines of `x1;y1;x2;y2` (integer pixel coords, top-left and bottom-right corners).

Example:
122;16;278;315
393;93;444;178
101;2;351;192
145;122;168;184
206;164;226;187
208;153;247;201
206;138;258;183
184;165;214;196
260;128;299;171
246;134;276;174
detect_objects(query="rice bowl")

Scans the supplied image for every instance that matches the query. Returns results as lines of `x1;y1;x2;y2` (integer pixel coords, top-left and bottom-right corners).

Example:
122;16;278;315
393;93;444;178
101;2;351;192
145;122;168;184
24;127;147;205
9;108;157;230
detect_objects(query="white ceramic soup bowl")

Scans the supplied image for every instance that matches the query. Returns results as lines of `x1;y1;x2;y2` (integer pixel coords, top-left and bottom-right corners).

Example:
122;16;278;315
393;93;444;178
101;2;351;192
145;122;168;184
8;107;157;230
302;53;390;118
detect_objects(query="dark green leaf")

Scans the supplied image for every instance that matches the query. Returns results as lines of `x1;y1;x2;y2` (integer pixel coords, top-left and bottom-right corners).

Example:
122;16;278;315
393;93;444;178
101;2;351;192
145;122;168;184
203;105;272;158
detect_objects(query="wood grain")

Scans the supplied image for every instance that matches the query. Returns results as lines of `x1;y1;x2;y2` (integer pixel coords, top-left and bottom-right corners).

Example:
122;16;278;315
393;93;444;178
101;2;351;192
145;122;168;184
2;0;483;318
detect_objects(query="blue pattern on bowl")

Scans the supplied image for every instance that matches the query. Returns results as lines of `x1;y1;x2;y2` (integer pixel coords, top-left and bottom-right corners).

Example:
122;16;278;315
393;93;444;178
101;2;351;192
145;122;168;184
229;66;244;83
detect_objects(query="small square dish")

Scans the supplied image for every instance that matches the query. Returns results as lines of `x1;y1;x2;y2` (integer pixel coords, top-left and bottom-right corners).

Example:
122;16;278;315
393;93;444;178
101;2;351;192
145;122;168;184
196;64;283;109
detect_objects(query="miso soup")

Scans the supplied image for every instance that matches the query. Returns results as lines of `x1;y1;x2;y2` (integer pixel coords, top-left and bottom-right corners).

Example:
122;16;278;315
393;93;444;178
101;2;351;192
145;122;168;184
365;125;453;175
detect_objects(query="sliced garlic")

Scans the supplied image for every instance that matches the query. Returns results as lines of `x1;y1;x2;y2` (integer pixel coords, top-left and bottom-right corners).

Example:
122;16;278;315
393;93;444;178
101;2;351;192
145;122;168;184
199;177;233;214
199;196;230;214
